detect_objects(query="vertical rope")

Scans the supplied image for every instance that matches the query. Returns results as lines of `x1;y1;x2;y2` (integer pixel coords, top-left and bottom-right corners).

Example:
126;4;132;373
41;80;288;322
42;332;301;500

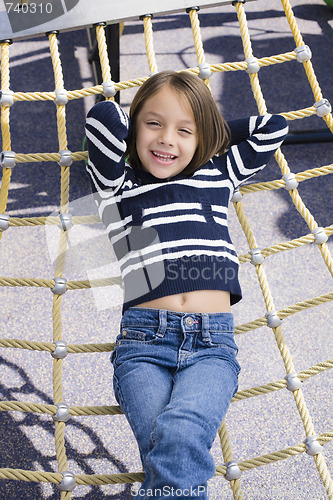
142;16;158;75
280;0;333;134
278;0;333;279
233;2;333;496
95;23;113;101
218;420;244;499
47;31;70;493
0;42;13;230
188;8;211;87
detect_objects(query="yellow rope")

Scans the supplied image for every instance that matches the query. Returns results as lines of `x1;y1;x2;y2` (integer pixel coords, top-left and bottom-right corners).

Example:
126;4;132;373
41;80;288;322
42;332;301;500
142;15;158;75
0;42;12;241
95;24;113;100
188;8;211;88
1;0;333;497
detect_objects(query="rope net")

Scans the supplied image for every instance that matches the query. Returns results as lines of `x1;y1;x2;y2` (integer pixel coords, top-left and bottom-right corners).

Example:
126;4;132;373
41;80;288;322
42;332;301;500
0;0;332;498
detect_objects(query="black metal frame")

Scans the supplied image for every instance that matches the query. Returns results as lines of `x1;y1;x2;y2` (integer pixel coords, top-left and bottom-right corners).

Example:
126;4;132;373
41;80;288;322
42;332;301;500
87;24;120;104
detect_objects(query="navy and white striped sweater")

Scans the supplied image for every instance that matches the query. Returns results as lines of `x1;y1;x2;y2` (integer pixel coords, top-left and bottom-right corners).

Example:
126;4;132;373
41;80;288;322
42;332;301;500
85;101;288;312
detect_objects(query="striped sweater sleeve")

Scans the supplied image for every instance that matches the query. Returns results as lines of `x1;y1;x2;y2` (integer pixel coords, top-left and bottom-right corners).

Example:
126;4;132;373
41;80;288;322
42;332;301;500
85;100;130;195
215;114;288;188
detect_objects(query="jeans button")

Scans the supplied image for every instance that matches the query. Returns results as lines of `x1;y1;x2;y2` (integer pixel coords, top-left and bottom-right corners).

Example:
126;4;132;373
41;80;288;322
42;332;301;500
185;316;194;326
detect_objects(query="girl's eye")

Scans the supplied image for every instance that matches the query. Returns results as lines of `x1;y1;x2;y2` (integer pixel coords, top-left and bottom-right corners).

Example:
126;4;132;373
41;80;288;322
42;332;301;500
179;129;192;135
147;121;160;127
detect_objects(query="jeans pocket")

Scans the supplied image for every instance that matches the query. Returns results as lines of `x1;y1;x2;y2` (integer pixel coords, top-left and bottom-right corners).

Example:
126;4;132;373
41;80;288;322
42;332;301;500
116;326;162;345
206;331;238;353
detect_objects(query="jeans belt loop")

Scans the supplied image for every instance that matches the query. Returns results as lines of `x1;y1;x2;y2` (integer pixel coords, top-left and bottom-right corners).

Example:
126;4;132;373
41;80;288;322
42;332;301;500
201;313;211;342
156;309;167;338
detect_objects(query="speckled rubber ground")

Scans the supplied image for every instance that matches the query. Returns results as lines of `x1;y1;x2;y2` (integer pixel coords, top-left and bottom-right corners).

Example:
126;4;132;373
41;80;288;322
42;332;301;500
0;1;332;498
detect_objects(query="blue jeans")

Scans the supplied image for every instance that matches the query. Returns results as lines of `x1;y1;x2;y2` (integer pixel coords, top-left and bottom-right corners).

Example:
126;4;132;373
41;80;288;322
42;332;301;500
111;307;240;499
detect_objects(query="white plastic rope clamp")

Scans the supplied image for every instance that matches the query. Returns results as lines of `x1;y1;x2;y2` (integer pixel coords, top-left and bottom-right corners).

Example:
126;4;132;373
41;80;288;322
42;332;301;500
198;62;212;80
1;150;16;168
231;188;242;203
103;80;116;98
246;57;260;74
295;45;312;63
249;248;264;266
54;89;68;105
0;89;14;107
304;435;324;456
285;372;302;392
312;227;328;245
59;213;73;231
314;98;331;117
283;172;298;191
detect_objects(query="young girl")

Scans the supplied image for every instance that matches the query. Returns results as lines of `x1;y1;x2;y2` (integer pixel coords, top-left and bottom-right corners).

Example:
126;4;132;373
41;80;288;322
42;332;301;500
85;71;288;499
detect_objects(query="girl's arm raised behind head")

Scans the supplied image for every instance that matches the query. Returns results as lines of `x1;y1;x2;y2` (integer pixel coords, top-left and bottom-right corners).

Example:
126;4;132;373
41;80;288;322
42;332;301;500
85;100;130;196
214;114;288;188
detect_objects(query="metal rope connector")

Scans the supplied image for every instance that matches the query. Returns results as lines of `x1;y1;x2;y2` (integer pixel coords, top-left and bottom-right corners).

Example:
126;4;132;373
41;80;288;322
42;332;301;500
225;461;241;481
58;150;73;167
265;310;282;329
0;89;14;107
52;277;67;295
51;340;68;359
0;214;10;231
52;402;70;422
1;150;16;169
57;471;76;491
249;248;264;266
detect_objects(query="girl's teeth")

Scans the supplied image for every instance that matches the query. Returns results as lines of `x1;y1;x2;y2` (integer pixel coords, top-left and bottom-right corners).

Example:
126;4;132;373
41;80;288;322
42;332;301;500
153;152;175;160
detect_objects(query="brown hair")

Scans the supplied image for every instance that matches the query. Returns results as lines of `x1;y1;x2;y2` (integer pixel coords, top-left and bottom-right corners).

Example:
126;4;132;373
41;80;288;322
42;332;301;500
126;70;230;176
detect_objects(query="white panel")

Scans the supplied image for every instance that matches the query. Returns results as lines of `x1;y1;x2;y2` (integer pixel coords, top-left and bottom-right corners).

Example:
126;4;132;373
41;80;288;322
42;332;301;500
0;0;255;41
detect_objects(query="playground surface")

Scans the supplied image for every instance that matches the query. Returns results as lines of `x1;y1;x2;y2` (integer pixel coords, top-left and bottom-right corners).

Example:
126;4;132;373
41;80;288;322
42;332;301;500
0;0;333;498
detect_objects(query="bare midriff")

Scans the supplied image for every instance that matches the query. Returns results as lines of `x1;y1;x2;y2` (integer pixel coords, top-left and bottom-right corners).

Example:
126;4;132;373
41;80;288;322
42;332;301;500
136;290;231;313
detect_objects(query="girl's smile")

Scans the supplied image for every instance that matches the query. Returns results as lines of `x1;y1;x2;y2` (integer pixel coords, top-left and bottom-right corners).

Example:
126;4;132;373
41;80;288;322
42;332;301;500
135;85;198;179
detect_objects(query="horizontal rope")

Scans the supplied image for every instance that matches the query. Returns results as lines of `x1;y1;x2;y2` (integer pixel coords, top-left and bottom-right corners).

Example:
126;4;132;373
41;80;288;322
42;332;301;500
216;428;333;476
235;292;333;335
239;224;333;264
0;276;122;289
1;355;332;417
1;426;332;486
239;164;333;195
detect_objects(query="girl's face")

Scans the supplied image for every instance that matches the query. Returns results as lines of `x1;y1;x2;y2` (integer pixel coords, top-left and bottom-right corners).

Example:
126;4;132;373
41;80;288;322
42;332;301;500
135;85;198;179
